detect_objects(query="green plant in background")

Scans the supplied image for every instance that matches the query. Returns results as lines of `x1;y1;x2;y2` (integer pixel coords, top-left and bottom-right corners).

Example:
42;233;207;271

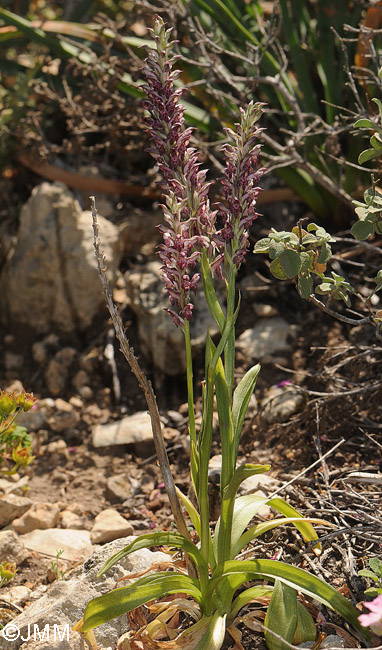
50;550;66;582
0;2;376;218
359;558;382;598
168;0;372;217
0;389;35;475
75;19;368;650
0;561;17;588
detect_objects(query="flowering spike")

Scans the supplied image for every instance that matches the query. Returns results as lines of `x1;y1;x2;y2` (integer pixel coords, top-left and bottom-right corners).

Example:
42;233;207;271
216;101;266;268
141;16;217;326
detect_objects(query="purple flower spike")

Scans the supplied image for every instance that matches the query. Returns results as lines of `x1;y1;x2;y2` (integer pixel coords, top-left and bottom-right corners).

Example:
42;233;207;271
141;16;217;326
216;101;266;268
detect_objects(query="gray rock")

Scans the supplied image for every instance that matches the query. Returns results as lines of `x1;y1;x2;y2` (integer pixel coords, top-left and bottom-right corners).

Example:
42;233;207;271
20;529;94;562
0;477;29;496
12;503;60;534
299;635;345;648
0;182;122;335
92;411;155;454
2;537;169;650
0;531;30;564
1;585;31;607
236;318;298;362
60;511;85;530
106;475;133;503
16;408;46;431
260;385;306;425
0;495;32;528
45;348;77;396
90;509;134;544
125;261;219;375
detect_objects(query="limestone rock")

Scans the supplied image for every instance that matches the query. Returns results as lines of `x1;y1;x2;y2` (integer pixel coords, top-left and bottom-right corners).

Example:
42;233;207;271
12;503;60;534
0;495;32;528
92;411;155;454
106;475;133;503
236;318;298;362
0;531;30;564
0;182;122;335
2;537;169;650
260;385;306;425
20;529;94;562
0;476;29;496
1;585;31;607
60;511;85;530
90;509;134;544
125;261;219;375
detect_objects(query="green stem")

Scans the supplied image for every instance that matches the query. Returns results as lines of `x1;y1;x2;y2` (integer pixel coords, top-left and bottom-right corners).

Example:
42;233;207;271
224;262;237;401
184;320;197;448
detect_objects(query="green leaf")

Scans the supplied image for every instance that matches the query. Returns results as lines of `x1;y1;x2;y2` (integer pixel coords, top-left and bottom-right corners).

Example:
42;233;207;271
215;355;234;492
230;585;274;621
278;249;301;278
232;364;261;457
227;493;271;555
195;612;227;650
354;118;377;129
359;148;381;165
371;133;382;151
269;240;286;260
369;558;382;578
270;259;288;280
298;275;313;299
315;283;333;295
300;251;314;272
264;579;297;650
208;559;368;637
97;532;206;578
301;233;318;245
373;97;382;119
317;242;331;264
351;220;375;241
82;572;202;632
294;600;317;645
176;487;201;537
254;238;271;253
358;569;379;581
233;516;330;557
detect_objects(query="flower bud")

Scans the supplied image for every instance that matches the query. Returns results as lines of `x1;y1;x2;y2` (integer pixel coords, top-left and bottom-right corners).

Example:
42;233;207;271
0;391;16;418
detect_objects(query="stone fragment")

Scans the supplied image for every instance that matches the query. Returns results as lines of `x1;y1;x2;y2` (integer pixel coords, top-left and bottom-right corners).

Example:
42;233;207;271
4;352;23;371
119;210;163;256
92;411;155;453
125;261;219;375
239;473;280;494
260;385;306;425
47;407;80;433
46;440;68;455
1;585;31;607
0;495;32;528
0;476;29;496
12;503;60;534
0;182;122;335
60;511;84;530
20;529;94;562
71;369;90;390
90;509;134;544
4;537;168;650
106;475;133;503
236;318;298;362
0;530;30;564
45;348;77;396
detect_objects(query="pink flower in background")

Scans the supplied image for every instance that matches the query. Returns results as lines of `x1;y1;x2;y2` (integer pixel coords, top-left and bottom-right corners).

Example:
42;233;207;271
358;594;382;635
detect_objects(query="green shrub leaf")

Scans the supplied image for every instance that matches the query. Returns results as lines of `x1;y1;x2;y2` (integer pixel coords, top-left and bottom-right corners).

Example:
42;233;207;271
278;249;301;278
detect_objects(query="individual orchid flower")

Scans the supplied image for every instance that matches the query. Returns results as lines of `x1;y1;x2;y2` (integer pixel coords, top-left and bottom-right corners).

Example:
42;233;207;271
359;595;382;635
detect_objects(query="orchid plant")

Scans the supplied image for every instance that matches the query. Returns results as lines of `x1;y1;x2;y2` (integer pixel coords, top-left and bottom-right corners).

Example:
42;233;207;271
77;17;367;650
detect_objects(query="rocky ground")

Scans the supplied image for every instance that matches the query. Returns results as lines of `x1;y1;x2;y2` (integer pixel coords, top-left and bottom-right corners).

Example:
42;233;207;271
0;180;381;649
